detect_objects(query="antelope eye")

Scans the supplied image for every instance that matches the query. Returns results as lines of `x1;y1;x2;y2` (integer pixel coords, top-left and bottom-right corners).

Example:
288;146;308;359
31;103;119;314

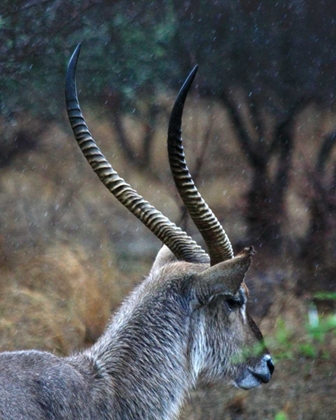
225;298;242;312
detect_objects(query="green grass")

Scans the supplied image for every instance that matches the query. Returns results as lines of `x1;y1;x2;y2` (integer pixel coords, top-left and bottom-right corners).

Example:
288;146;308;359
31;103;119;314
267;310;336;361
274;411;288;420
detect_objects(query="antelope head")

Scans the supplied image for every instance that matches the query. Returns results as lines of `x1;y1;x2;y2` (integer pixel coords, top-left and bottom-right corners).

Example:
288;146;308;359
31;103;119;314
65;44;274;391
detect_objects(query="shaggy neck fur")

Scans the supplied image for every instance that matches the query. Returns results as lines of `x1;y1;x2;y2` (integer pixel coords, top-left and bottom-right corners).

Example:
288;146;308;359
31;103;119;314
84;273;195;420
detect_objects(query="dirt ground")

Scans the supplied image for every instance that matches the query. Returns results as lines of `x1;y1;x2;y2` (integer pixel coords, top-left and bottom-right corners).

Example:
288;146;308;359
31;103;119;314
181;352;336;420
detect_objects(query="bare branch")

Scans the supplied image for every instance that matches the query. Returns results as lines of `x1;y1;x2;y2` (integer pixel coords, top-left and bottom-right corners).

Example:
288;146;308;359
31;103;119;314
219;90;264;168
316;131;336;173
247;92;265;141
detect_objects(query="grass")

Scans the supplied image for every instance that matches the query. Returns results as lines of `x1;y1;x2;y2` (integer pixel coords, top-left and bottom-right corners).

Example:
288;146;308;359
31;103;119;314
266;308;336;362
274;411;289;420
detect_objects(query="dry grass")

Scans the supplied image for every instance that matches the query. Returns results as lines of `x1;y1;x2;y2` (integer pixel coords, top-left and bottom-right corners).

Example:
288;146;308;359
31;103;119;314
0;242;126;354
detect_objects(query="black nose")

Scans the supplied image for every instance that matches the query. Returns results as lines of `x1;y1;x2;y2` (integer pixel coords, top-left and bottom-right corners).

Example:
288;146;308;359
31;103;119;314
267;357;275;375
252;355;274;384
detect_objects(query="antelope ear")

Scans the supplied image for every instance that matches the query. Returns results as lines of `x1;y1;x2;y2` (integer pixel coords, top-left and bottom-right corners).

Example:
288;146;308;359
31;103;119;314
190;247;255;307
150;245;178;274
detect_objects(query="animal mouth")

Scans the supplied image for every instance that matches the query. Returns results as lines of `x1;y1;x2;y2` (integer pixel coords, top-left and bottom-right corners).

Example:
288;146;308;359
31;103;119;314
233;356;274;390
233;372;264;390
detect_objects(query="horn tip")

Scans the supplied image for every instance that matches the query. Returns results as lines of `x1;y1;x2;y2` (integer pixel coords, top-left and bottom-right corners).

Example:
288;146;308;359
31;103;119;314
66;43;84;101
70;43;82;66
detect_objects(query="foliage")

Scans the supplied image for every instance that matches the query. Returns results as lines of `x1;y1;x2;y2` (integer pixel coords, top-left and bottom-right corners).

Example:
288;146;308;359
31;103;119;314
2;0;336;119
0;0;177;121
267;310;336;361
274;411;289;420
314;292;336;301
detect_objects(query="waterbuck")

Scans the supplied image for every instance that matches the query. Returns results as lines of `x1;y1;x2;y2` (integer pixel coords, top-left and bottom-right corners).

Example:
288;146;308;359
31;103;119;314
0;44;274;419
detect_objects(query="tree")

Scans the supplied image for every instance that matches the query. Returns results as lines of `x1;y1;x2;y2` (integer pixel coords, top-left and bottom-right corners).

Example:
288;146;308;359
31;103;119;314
301;132;336;266
167;0;336;249
2;0;336;250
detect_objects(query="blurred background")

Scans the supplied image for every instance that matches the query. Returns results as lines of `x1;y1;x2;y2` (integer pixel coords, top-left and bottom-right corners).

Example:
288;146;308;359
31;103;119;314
1;1;336;419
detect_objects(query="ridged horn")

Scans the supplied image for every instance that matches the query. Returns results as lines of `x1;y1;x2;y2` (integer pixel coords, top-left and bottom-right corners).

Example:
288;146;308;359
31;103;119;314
167;66;234;265
65;44;209;264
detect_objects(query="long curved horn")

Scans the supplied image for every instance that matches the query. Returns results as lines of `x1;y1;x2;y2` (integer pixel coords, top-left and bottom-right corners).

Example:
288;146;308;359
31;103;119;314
167;66;234;265
65;44;209;264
